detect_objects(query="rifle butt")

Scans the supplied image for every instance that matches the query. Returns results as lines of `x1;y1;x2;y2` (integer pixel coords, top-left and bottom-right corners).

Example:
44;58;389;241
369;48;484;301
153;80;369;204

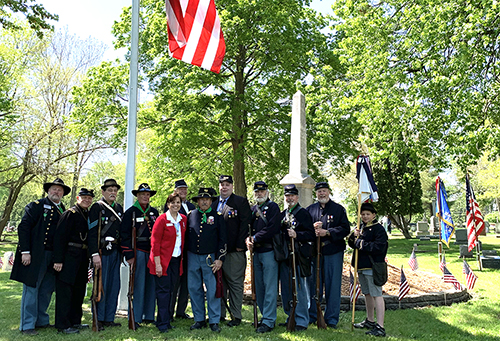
316;302;327;329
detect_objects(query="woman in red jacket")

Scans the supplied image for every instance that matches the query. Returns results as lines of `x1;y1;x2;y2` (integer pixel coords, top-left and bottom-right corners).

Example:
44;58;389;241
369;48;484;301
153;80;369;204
148;192;187;333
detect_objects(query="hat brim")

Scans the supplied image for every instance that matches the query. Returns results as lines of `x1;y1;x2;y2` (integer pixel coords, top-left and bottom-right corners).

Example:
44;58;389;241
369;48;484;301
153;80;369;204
44;183;71;196
284;191;299;196
132;190;157;197
101;184;121;190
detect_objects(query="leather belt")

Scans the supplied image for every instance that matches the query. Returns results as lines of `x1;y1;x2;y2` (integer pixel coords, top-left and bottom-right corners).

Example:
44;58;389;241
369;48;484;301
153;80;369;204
136;237;150;242
255;243;273;249
68;242;88;249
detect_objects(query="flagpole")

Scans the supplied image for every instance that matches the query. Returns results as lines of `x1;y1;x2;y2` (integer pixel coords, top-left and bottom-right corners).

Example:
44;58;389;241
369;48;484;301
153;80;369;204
351;193;362;331
436;178;443;264
124;0;140;209
467;173;483;271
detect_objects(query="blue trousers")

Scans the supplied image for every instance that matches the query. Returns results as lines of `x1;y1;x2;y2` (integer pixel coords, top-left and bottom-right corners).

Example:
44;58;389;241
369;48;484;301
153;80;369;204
19;250;55;331
308;251;344;326
155;256;180;331
96;249;121;322
279;260;310;328
130;250;156;323
187;252;220;324
254;250;278;328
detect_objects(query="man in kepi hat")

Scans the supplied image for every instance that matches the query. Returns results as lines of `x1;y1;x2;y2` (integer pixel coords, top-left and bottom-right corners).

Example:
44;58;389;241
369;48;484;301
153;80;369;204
212;175;251;327
169;179;195;321
88;179;124;330
187;188;227;333
121;183;160;328
245;181;281;333
306;182;350;328
10;178;71;335
53;188;95;334
278;184;315;331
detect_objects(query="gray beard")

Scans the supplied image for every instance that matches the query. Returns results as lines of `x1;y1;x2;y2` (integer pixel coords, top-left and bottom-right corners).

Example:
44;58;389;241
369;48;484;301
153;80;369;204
255;196;268;204
318;198;329;205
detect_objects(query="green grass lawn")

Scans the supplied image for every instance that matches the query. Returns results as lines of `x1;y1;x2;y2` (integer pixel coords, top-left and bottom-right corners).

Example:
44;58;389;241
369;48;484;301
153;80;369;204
0;234;499;340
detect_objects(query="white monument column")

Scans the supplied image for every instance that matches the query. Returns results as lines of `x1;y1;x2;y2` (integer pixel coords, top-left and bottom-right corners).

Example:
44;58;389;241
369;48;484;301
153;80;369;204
280;91;316;207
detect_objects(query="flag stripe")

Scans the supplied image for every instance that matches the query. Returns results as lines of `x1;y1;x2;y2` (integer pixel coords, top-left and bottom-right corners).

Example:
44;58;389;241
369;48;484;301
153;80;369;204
466;174;485;252
399;268;410;301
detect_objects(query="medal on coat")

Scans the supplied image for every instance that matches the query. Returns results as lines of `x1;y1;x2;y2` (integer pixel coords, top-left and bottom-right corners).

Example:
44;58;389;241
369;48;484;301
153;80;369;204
207;216;215;225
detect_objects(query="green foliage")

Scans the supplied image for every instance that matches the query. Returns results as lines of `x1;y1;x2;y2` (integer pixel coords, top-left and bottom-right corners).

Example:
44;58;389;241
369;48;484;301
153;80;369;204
0;0;58;38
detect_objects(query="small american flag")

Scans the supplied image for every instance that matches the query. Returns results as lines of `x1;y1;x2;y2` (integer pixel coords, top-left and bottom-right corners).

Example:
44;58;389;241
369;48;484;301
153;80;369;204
443;265;462;290
462;260;477;290
88;268;93;284
8;253;14;266
439;253;446;273
399;267;410;301
408;249;418;271
466;174;484;252
349;270;361;303
0;257;3;269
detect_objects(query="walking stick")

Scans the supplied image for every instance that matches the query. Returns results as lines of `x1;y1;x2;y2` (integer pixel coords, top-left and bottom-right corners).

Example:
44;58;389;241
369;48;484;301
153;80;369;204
351;193;362;331
92;211;103;332
287;234;297;332
316;236;327;329
128;213;137;330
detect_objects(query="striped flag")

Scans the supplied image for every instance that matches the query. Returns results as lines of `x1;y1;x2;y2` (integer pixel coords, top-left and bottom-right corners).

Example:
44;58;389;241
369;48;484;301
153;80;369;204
408;249;418;271
462;260;477;290
0;257;3;270
443;265;462;290
88;268;93;284
466;174;485;252
356;155;378;203
349;271;361;303
8;253;14;266
399;267;410;301
439;253;446;273
165;0;226;73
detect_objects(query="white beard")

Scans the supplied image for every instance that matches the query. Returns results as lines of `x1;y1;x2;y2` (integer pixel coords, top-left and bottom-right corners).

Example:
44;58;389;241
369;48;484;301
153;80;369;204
255;196;268;204
318;198;329;205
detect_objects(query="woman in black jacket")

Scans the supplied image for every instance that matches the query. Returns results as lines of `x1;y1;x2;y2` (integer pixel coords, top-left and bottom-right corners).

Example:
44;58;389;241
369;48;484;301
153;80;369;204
348;203;388;337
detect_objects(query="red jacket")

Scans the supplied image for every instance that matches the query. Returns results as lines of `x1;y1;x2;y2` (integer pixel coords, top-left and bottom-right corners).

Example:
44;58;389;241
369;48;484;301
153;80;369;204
148;212;187;276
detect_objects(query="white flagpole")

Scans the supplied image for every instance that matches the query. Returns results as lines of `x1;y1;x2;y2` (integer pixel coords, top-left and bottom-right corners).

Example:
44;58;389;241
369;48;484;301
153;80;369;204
124;0;140;209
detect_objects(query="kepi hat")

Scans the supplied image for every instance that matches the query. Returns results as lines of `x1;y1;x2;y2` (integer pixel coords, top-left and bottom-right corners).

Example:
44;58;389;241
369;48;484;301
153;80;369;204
314;182;330;191
78;188;95;197
192;187;217;201
175;179;188;189
360;202;377;214
253;181;268;191
219;175;233;183
284;184;299;196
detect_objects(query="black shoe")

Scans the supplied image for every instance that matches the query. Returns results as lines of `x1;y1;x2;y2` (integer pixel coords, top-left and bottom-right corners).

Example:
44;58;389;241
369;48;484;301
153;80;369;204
210;323;221;333
220;316;227;322
21;329;38;335
309;320;316;325
278;322;287;327
190;321;207;330
251;319;263;327
295;325;307;331
35;324;54;329
327;324;337;329
366;324;386;337
143;319;155;325
72;324;89;329
159;328;168;333
256;324;273;333
175;313;192;319
133;322;141;329
354;318;376;329
102;321;121;327
227;318;241;327
58;327;80;334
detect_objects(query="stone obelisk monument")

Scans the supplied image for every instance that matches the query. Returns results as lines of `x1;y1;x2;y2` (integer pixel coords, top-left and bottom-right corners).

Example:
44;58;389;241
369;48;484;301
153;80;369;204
280;91;315;207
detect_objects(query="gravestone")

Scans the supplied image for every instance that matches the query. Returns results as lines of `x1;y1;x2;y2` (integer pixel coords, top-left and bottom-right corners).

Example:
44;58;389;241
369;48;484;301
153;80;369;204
416;221;429;236
481;256;500;269
429;216;440;236
459;241;482;258
454;229;468;245
280;91;315;207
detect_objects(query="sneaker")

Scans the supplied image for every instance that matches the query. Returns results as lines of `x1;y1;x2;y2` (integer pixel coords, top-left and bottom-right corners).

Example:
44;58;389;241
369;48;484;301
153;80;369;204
210;323;221;333
227;318;241;327
190;321;207;330
353;318;376;329
21;329;38;336
366;324;386;337
256;324;273;333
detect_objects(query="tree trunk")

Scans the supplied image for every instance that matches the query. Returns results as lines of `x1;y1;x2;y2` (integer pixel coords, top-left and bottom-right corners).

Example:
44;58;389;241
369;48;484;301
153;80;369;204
389;214;412;239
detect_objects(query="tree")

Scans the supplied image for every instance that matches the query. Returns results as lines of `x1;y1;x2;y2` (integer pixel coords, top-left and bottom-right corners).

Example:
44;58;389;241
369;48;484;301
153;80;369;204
0;0;58;38
98;0;360;196
332;0;500;170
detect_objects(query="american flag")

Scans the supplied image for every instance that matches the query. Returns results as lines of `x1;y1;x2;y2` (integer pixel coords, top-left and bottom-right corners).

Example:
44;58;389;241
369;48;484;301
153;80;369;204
443;265;462;290
408;249;418;271
0;257;3;269
462;260;477;290
399;267;410;301
88;268;93;284
165;0;226;73
349;270;361;303
465;174;485;252
8;253;14;266
439;253;446;273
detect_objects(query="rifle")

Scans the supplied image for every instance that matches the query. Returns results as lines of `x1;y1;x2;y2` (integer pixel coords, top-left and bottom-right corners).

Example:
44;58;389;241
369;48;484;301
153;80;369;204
315;236;327;329
91;211;104;332
128;212;137;330
249;231;258;329
285;211;297;332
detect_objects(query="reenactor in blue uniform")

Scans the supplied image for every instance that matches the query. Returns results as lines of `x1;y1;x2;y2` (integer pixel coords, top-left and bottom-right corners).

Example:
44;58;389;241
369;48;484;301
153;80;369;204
187;187;227;333
278;184;315;331
306;182;350;328
11;178;71;335
88;179;123;330
245;181;281;333
53;188;95;334
121;183;159;328
212;175;251;327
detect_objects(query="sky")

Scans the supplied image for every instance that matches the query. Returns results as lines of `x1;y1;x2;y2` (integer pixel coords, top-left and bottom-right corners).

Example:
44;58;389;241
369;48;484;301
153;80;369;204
39;0;335;61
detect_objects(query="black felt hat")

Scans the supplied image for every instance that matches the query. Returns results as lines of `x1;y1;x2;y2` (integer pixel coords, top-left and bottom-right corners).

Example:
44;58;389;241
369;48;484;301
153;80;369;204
78;188;95;197
360;202;377;214
43;178;71;196
132;183;157;197
101;179;121;191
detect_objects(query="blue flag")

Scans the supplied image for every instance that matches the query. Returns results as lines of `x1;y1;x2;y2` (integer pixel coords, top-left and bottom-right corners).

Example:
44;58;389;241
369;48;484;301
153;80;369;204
436;177;455;247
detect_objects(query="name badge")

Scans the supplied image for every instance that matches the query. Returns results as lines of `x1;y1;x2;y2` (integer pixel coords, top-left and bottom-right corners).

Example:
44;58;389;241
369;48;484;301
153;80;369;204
44;204;52;209
166;223;173;227
136;217;145;223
